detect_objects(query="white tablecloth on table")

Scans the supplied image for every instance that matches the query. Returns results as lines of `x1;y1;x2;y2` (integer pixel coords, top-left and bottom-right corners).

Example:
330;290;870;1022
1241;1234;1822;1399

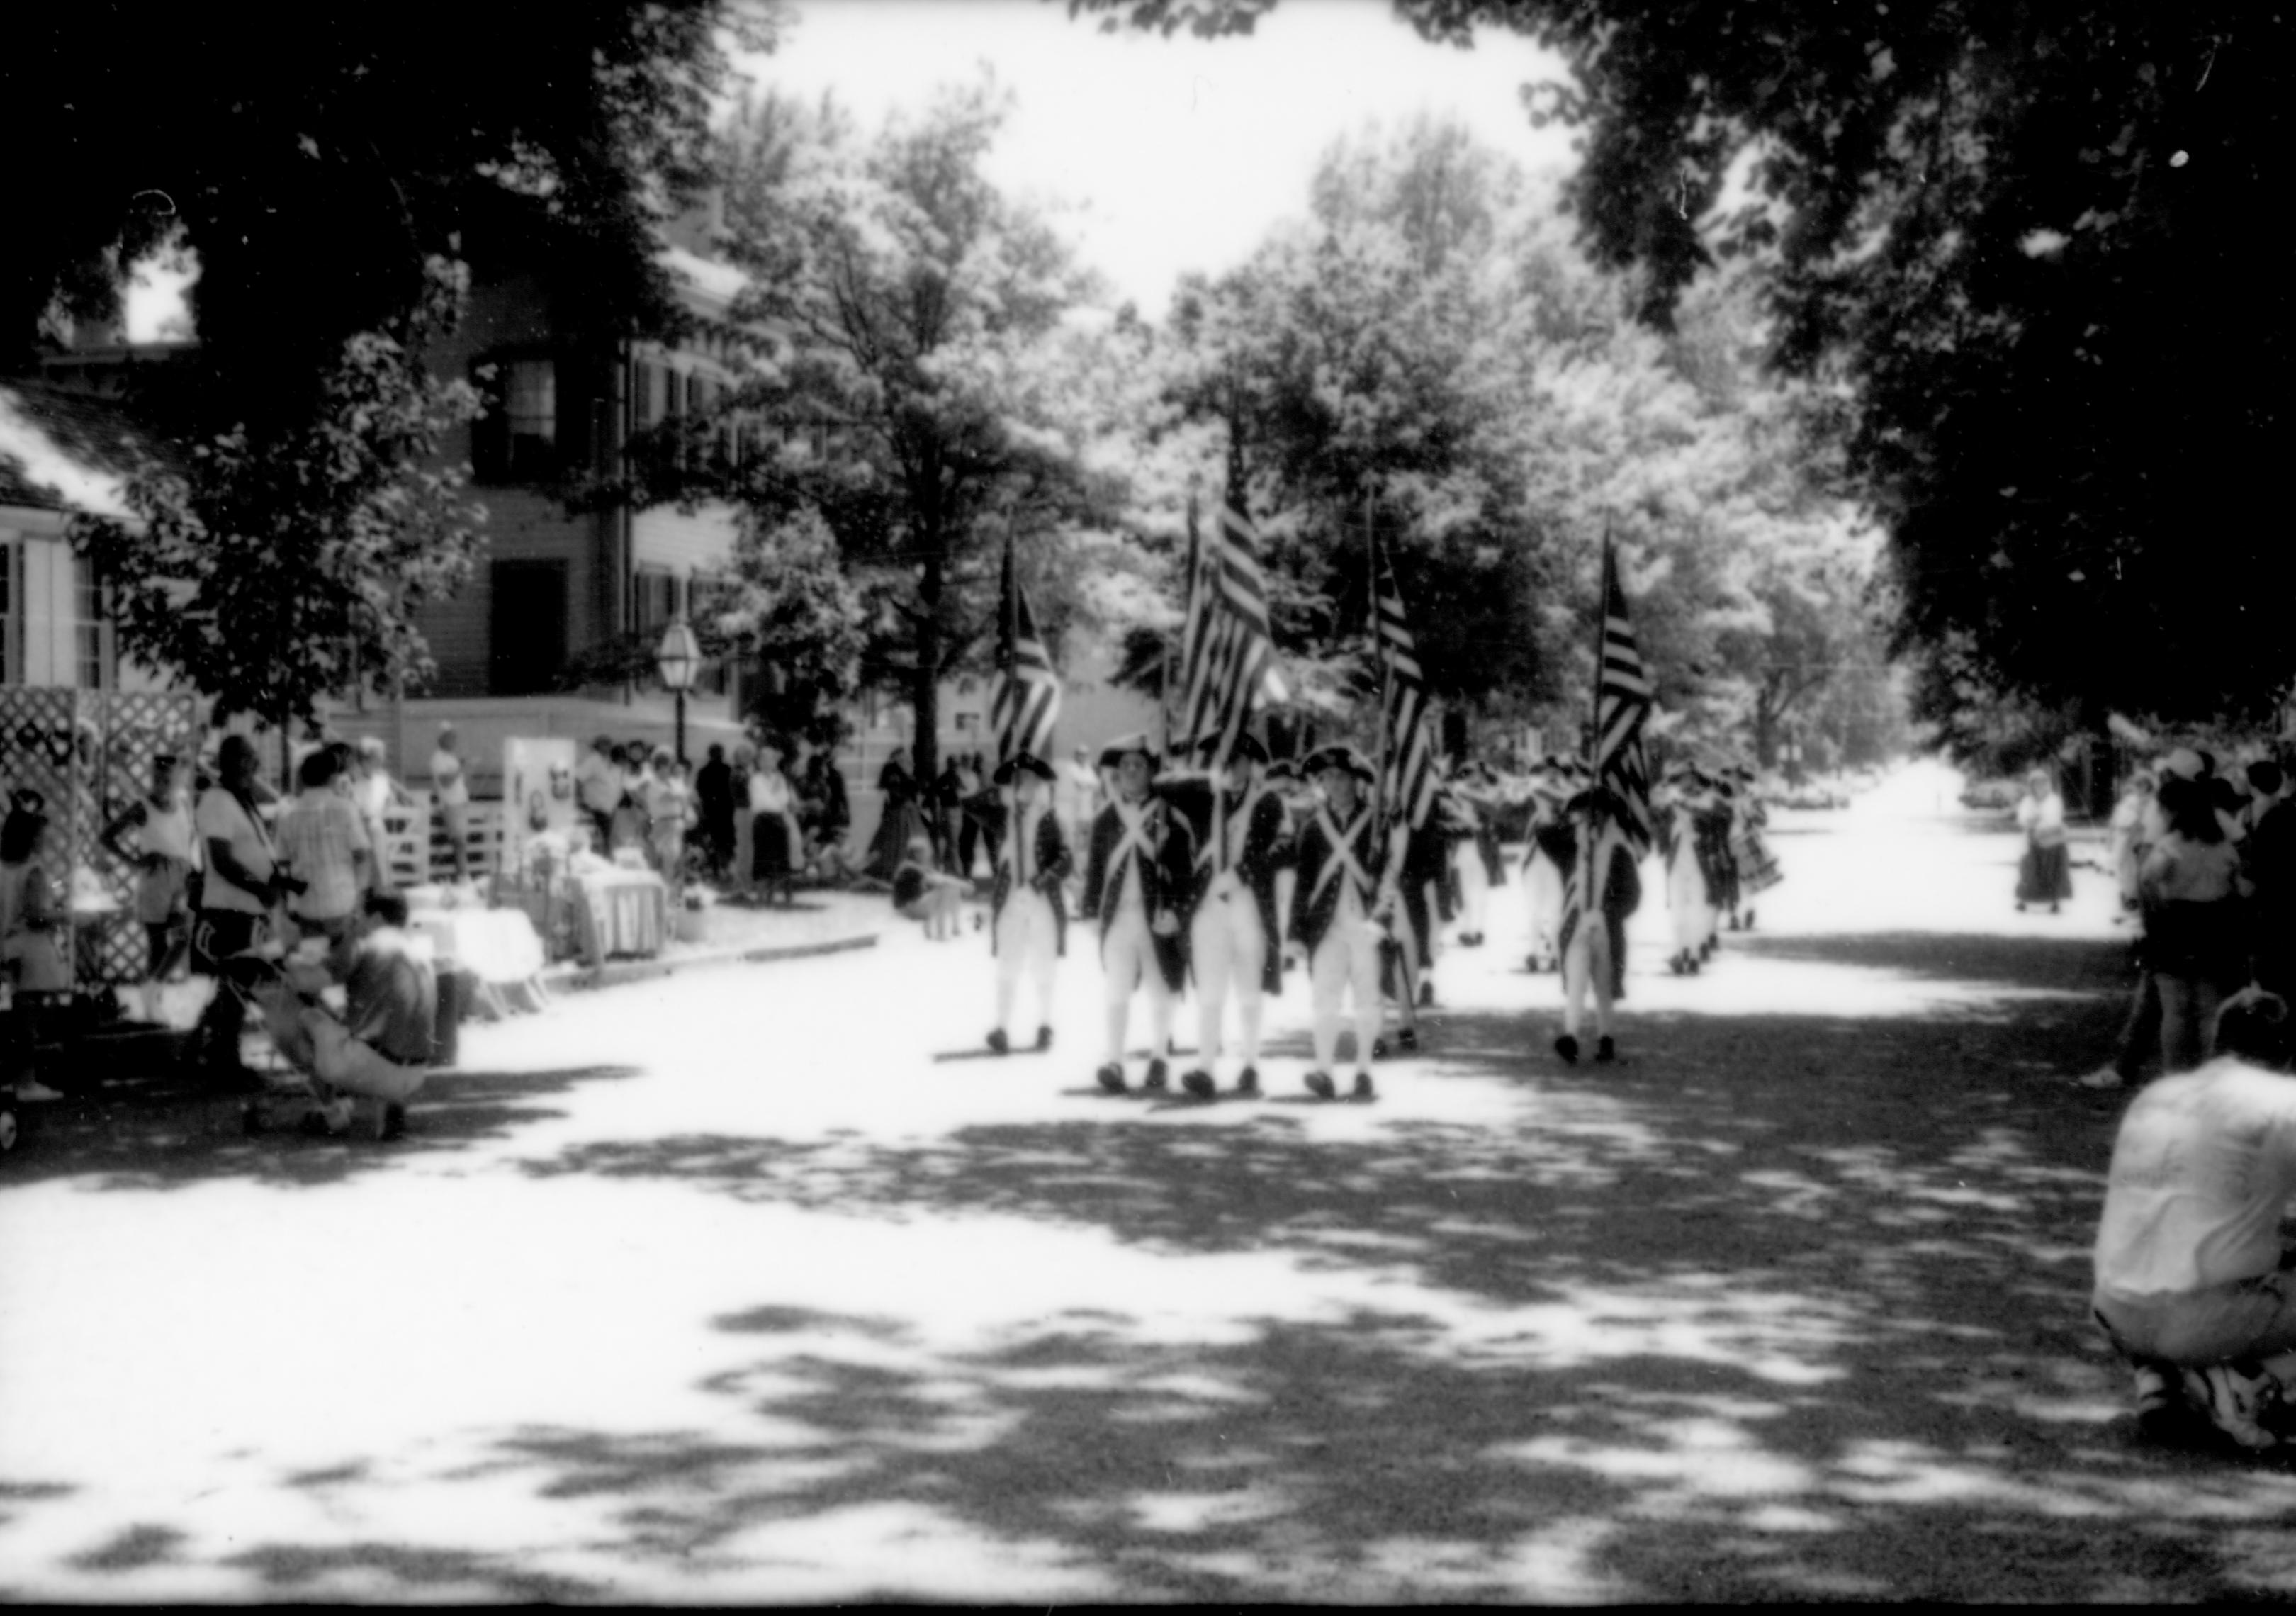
573;869;667;964
410;908;547;984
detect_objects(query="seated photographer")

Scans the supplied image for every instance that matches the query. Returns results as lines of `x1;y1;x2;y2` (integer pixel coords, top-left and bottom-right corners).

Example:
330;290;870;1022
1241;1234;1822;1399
258;892;437;1137
2093;986;2296;1449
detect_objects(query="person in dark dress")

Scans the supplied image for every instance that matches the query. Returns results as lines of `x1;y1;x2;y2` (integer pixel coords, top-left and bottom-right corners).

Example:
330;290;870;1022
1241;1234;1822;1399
694;744;735;880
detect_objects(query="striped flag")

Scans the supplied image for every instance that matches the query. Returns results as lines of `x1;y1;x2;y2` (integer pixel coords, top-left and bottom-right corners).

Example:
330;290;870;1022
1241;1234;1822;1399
1176;485;1273;766
1372;539;1438;834
990;537;1060;767
1559;536;1655;955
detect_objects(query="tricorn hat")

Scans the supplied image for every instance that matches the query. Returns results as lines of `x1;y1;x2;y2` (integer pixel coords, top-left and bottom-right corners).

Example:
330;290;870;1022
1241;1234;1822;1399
1264;758;1301;784
1302;744;1376;783
1097;731;1161;772
992;751;1057;786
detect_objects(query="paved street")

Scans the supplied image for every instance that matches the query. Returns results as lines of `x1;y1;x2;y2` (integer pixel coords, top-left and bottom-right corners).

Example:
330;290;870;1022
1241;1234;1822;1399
7;760;2296;1601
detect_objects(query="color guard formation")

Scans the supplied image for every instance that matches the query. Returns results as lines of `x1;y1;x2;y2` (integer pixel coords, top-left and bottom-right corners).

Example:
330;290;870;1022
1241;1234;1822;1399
945;734;1787;1100
955;510;1785;1100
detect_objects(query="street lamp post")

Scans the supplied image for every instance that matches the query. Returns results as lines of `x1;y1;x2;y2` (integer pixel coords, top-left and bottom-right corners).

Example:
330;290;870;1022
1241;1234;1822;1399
655;619;701;765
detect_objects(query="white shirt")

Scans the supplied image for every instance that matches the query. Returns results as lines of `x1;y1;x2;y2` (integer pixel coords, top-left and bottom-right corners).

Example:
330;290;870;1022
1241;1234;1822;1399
2095;1060;2296;1298
195;785;276;914
430;746;469;807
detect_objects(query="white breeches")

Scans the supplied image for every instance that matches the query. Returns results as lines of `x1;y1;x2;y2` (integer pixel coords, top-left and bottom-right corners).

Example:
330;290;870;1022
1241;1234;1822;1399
1562;915;1615;1040
1455;842;1490;936
1101;907;1174;1062
1310;920;1383;1074
1191;882;1268;1071
1667;847;1715;954
994;888;1060;1034
1526;851;1563;963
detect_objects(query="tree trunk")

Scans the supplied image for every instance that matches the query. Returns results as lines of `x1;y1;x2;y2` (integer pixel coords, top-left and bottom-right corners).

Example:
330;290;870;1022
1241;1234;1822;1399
911;539;944;850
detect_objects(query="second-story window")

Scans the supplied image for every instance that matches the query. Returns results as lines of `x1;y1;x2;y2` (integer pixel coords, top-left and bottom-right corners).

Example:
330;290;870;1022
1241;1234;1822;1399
505;360;557;479
472;355;558;483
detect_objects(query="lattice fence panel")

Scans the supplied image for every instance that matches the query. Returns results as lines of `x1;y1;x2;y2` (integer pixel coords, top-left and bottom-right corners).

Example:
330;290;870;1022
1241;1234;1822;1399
87;692;204;989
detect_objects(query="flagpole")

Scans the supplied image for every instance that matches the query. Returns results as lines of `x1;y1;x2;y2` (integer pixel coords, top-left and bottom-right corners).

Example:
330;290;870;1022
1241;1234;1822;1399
1169;490;1195;758
1369;488;1386;809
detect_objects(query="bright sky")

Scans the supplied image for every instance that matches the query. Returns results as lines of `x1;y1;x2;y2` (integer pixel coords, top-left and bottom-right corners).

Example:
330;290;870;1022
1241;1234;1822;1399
746;0;1577;317
125;0;1579;340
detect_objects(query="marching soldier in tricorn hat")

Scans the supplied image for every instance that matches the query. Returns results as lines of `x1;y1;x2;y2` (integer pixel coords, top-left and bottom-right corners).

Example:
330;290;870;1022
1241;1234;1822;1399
1285;744;1388;1100
1159;732;1290;1098
960;750;1073;1056
1077;732;1196;1094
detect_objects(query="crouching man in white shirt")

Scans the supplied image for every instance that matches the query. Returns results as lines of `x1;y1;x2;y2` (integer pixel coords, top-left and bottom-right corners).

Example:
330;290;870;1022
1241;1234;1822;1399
2093;988;2296;1450
257;892;437;1140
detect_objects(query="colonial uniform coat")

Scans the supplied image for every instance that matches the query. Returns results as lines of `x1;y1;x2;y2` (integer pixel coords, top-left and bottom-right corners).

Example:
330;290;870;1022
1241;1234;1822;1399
962;786;1074;1045
1080;789;1197;1076
1289;797;1388;1079
1523;793;1572;970
1161;773;1288;1089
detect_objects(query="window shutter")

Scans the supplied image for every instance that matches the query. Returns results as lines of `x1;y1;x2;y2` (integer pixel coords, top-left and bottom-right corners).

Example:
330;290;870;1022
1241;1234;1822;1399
469;361;510;481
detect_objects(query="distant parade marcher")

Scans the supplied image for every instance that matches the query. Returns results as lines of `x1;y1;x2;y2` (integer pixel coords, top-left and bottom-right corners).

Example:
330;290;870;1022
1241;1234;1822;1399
1380;804;1443;1045
1521;756;1579;972
1657;761;1720;976
2015;765;2073;915
1555;784;1643;1065
577;735;623;854
1161;734;1289;1099
429;722;472;882
963;751;1072;1056
1078;733;1195;1095
1285;745;1388;1101
1446;759;1507;948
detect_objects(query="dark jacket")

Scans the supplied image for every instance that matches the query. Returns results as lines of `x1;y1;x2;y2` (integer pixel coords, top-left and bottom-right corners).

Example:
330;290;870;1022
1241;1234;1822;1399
1079;792;1195;991
1158;774;1290;994
1288;802;1388;957
961;789;1073;957
695;758;735;830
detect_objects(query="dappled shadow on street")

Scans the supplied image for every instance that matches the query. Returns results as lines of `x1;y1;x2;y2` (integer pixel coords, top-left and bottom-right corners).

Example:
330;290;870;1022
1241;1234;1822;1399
495;965;2296;1598
1736;928;2133;999
0;1066;638;1192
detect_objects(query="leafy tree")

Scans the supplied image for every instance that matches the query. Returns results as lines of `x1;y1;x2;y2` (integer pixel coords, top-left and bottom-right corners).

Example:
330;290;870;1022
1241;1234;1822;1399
709;79;1136;785
556;505;866;749
1074;0;2295;739
71;261;485;746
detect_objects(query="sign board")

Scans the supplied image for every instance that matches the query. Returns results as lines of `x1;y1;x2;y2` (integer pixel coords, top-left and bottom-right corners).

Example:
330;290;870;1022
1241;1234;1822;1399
502;736;579;874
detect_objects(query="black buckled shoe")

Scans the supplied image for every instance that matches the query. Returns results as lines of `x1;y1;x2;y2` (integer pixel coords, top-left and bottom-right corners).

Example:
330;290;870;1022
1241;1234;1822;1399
1554;1034;1580;1065
1181;1067;1215;1099
1396;1027;1419;1053
1351;1072;1375;1100
986;1028;1010;1055
1595;1035;1616;1064
1304;1069;1336;1099
1035;1025;1054;1051
1095;1063;1127;1094
1142;1058;1169;1092
1234;1065;1260;1097
1371;1036;1389;1060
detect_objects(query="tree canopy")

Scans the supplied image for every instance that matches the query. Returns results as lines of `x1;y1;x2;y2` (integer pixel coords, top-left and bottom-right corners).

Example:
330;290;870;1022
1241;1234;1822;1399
1074;0;2295;733
4;1;777;433
700;79;1146;782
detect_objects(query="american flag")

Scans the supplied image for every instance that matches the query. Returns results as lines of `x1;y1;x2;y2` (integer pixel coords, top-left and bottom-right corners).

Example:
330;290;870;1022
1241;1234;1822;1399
1559;536;1655;954
990;537;1060;767
1176;486;1273;766
1372;538;1439;834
